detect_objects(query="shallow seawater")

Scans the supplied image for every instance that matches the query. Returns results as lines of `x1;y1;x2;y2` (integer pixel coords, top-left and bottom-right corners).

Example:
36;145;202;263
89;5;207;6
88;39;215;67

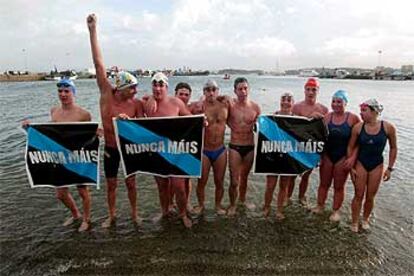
1;77;413;275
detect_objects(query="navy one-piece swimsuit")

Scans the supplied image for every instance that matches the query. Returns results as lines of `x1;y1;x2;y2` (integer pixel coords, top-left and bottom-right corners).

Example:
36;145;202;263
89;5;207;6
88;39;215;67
357;121;387;171
325;112;352;164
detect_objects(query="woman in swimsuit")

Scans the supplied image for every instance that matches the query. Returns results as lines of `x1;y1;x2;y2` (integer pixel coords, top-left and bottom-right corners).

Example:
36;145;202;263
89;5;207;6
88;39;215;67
347;99;397;232
312;90;360;222
263;92;296;220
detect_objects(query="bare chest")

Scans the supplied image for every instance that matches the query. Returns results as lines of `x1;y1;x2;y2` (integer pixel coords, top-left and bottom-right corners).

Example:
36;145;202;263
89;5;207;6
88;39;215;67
230;106;257;124
298;104;324;117
206;105;228;124
151;102;179;117
52;109;85;122
111;102;136;117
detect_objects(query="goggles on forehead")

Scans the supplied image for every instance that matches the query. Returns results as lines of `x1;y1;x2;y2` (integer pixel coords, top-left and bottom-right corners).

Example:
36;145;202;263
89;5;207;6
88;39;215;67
57;82;71;88
204;87;217;92
152;80;166;86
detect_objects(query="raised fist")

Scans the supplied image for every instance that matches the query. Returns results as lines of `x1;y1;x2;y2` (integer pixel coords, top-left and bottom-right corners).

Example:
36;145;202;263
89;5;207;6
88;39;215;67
87;14;97;30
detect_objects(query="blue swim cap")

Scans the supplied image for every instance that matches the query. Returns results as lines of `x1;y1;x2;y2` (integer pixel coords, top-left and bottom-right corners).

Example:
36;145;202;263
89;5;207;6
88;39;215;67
332;90;348;104
57;78;76;95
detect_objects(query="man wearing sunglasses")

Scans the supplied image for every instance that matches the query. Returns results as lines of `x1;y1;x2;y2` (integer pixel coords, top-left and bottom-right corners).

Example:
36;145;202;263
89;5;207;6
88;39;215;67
145;72;193;228
87;14;144;228
290;78;328;208
22;79;92;232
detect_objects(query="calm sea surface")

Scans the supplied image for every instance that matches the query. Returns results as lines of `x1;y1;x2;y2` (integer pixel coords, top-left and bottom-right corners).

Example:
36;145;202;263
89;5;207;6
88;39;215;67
1;76;413;275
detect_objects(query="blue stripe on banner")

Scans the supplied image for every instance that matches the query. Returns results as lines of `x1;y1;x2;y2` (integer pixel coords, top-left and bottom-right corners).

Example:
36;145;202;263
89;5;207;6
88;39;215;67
117;120;200;175
259;116;320;169
28;127;97;182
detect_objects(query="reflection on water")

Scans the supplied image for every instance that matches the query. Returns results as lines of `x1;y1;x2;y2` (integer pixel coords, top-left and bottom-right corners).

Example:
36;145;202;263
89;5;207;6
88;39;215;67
1;78;413;275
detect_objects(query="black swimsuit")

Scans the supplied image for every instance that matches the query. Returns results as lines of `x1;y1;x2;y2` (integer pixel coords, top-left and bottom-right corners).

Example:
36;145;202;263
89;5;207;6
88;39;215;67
229;144;254;158
325;113;352;164
357;121;387;171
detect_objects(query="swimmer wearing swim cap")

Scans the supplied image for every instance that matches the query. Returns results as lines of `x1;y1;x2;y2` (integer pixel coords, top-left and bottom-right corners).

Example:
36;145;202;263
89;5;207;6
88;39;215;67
87;13;145;229
311;89;360;222
290;78;329;208
347;98;397;232
57;78;76;95
332;90;349;104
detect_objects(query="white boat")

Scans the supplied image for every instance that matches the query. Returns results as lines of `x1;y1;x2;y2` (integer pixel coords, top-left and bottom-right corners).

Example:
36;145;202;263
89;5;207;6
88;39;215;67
335;69;350;79
44;70;78;81
299;69;319;77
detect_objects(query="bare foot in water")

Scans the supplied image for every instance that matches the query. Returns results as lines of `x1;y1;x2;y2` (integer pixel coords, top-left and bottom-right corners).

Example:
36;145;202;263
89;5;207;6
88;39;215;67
78;221;90;232
227;206;237;216
215;205;226;215
101;217;115;228
311;205;324;214
263;206;270;217
361;220;370;230
242;202;256;211
329;211;341;222
275;211;285;221
351;223;359;233
132;216;143;225
182;216;192;228
192;205;204;215
63;216;79;227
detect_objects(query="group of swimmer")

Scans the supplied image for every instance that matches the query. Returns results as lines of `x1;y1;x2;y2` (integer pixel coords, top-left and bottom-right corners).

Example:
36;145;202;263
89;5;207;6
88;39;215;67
23;14;398;233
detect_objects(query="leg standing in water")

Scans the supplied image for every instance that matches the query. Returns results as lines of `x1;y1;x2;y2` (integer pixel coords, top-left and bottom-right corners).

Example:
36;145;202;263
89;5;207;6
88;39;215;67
347;99;397;232
192;80;228;215
227;77;261;216
23;79;93;232
263;92;296;220
87;14;144;228
145;72;193;228
292;78;328;207
312;90;360;222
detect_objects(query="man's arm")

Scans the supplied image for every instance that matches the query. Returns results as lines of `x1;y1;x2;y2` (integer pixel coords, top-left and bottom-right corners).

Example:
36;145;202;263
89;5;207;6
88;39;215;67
292;103;300;116
176;98;192;116
135;99;145;118
83;110;92;122
321;104;329;115
255;102;261;118
87;14;112;96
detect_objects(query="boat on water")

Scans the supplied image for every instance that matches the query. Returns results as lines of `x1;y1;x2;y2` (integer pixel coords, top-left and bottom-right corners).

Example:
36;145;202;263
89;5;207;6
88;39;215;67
173;70;209;76
223;73;231;80
299;69;319;77
335;69;350;79
44;69;78;81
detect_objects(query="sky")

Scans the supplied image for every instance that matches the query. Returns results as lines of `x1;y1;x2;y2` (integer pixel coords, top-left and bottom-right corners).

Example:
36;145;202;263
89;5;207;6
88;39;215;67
1;0;413;72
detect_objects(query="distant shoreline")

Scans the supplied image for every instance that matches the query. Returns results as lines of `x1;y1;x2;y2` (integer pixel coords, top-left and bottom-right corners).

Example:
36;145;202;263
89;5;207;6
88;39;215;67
1;73;413;83
0;73;47;82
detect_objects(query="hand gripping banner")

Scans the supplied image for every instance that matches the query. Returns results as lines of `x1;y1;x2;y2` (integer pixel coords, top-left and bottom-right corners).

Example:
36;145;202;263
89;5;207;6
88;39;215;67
114;115;204;178
25;122;100;188
253;115;328;175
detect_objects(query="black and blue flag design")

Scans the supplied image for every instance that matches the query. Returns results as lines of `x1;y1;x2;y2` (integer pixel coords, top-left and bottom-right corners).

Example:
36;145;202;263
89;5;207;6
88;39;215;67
25;122;100;188
254;115;328;175
114;115;204;178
